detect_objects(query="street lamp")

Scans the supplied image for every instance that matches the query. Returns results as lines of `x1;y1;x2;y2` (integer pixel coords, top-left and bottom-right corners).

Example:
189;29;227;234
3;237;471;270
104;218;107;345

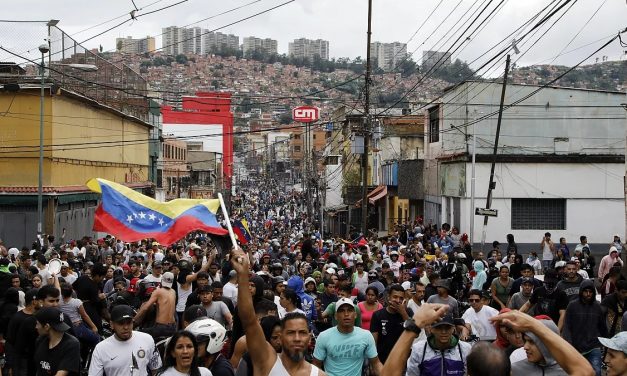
37;43;49;238
36;44;97;239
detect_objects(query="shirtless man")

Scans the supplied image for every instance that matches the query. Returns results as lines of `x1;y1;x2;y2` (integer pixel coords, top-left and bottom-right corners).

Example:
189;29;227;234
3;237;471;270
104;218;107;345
232;247;326;376
134;271;177;339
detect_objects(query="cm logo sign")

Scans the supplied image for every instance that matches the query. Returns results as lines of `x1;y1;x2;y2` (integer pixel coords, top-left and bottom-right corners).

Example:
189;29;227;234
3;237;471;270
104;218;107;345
292;106;320;123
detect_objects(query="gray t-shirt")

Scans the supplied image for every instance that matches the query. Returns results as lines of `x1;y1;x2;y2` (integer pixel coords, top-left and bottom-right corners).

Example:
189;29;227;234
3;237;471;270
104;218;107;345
202;301;230;327
426;294;460;318
59;297;83;323
508;292;531;311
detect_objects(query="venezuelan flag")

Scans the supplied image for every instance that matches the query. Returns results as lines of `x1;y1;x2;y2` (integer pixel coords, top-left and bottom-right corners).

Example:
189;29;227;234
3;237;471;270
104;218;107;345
87;178;228;245
232;219;252;245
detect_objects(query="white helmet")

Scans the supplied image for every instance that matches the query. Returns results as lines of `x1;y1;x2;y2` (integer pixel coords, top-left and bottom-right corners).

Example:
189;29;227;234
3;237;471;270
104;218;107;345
185;318;226;355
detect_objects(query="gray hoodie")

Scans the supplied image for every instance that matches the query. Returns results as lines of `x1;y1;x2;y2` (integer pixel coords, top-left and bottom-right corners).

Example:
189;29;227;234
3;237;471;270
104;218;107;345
511;319;567;375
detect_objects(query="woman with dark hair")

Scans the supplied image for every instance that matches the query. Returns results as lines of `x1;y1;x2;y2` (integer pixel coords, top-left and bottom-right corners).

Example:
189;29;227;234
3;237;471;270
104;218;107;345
278;287;304;319
358;286;383;331
159;330;212;376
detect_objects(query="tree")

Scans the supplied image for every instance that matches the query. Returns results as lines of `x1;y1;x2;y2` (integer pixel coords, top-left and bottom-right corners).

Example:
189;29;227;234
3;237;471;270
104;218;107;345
175;54;188;65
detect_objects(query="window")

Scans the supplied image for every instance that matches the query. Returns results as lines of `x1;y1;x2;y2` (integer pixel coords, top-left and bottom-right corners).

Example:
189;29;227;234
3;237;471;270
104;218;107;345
511;198;566;230
325;156;339;165
294;134;301;139
294;146;301;152
428;105;440;143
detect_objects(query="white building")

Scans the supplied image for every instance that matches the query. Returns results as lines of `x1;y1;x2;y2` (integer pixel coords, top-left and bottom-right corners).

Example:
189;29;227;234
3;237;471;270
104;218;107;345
370;42;407;71
162;26;182;55
242;36;278;56
202;31;239;54
288;38;330;61
424;81;626;247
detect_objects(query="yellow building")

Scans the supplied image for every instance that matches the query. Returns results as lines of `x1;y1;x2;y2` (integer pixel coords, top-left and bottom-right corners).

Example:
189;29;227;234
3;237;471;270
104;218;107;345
0;86;153;247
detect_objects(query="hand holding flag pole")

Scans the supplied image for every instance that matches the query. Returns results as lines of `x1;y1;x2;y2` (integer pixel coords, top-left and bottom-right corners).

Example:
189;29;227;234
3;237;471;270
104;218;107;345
217;193;243;263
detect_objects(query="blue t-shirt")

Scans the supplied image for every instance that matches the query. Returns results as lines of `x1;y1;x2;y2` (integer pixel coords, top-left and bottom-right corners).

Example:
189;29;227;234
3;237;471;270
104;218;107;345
313;326;378;376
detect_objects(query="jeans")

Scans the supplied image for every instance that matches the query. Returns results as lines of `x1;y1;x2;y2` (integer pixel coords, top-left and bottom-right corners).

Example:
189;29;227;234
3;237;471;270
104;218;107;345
584;348;603;376
74;322;101;349
542;260;552;272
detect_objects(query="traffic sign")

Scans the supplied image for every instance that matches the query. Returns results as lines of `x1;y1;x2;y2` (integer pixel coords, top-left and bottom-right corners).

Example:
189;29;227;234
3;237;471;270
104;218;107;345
475;207;498;217
292;106;320;123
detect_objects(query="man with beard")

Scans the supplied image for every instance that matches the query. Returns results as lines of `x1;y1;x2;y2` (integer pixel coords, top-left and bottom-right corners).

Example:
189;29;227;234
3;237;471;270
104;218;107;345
520;269;568;331
563;279;607;376
556;261;584;302
231;248;325;376
89;305;162;376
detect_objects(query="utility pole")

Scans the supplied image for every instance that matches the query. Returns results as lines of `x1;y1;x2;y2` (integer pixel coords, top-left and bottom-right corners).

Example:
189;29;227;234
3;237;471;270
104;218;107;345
361;0;373;235
480;54;511;250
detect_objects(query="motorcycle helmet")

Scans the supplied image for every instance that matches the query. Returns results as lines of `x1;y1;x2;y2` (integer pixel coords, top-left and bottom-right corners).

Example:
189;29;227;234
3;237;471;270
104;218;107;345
185;318;227;355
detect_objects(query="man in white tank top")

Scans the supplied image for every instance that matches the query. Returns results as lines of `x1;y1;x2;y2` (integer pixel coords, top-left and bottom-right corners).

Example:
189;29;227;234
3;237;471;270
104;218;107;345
231;248;326;376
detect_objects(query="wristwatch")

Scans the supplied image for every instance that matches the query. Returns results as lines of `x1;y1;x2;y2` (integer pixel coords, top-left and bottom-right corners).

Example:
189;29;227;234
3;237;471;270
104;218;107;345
403;318;422;335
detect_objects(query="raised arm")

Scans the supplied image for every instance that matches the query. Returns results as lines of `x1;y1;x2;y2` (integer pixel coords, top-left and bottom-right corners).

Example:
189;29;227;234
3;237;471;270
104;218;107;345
381;303;449;376
490;310;594;376
231;248;275;374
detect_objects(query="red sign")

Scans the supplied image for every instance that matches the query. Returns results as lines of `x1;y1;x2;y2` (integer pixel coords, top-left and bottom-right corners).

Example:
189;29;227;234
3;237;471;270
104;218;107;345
292;106;320;123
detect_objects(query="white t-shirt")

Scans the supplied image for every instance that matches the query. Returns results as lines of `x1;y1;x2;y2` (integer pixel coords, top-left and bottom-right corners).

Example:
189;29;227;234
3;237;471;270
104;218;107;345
60;272;77;285
275;295;286;318
223;281;238;307
89;331;162;376
143;274;162;283
461;305;499;340
159;366;212;376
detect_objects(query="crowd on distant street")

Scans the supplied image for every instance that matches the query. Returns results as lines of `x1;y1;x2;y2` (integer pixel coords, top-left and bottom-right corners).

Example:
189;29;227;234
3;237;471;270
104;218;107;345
0;179;626;376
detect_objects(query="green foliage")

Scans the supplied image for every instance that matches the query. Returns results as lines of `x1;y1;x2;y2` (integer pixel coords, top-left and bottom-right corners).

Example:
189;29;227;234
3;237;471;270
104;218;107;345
424;58;475;83
175;54;188;65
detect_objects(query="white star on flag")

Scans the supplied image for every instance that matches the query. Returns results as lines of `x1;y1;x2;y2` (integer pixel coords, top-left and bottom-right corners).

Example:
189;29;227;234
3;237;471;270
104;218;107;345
138;211;146;219
148;213;156;221
133;212;138;218
127;215;133;223
158;218;165;226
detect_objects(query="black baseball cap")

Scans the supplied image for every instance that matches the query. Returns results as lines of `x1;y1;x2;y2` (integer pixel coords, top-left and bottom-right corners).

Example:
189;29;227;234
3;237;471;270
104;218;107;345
35;307;70;332
110;304;135;322
521;277;534;285
431;313;455;328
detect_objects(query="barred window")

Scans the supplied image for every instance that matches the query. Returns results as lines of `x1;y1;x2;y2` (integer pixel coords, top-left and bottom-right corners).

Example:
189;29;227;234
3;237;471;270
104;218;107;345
511;198;566;230
428;105;440;143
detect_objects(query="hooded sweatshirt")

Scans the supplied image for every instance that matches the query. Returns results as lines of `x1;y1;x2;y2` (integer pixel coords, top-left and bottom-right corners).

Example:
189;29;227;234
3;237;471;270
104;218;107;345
511;319;566;375
598;247;623;281
471;261;487;290
287;275;317;322
563;279;607;353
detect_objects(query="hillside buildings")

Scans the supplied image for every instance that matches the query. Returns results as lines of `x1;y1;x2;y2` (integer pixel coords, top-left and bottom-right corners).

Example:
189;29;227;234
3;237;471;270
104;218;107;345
288;38;330;61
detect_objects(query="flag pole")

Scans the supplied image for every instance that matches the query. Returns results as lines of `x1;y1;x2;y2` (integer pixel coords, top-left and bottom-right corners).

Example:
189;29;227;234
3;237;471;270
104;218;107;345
218;193;239;249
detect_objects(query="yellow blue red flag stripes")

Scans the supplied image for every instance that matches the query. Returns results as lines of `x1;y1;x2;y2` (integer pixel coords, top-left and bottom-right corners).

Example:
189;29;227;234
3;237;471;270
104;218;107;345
86;178;228;245
232;219;252;244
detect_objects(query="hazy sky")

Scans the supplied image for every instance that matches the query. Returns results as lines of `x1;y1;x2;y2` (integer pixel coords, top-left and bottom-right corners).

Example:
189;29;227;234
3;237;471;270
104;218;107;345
1;0;626;71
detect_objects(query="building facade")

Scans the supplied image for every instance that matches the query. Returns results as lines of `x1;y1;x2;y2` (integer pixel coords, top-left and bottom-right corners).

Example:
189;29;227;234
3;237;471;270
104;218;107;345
288;38;330;61
242;36;278;56
424;81;625;248
370;42;407;71
115;36;156;54
0;88;153;247
202;32;239;53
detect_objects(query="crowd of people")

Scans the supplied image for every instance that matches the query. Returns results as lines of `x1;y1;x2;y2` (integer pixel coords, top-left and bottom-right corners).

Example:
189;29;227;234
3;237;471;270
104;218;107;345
0;181;626;376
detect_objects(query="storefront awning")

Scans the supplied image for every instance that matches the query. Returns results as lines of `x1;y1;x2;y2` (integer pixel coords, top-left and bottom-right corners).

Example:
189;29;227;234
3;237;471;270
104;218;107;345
355;185;388;207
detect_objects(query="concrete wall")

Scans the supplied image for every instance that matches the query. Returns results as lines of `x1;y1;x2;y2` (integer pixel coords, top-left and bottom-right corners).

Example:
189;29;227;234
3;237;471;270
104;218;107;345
450;161;625;245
